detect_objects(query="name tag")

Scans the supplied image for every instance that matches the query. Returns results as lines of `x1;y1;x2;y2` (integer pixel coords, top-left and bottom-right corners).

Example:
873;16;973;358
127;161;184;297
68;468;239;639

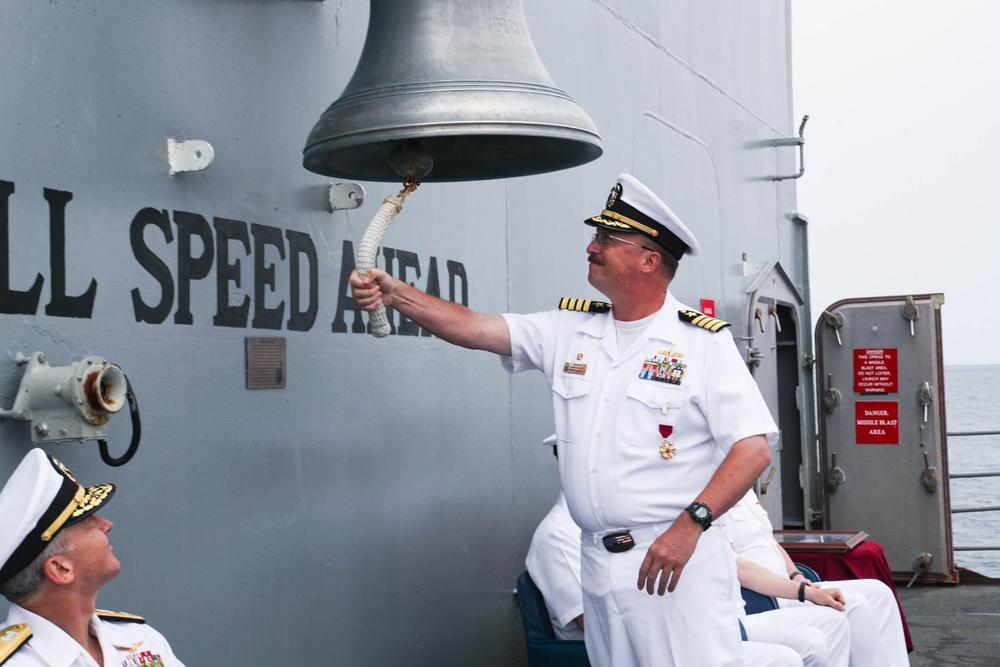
563;362;587;375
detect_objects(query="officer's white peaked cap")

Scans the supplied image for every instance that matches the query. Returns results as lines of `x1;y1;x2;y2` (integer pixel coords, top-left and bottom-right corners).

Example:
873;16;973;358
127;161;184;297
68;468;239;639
585;173;700;259
0;448;115;582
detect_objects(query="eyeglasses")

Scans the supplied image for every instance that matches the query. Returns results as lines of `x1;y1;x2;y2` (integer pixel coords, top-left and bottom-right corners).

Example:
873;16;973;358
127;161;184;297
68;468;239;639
591;230;657;253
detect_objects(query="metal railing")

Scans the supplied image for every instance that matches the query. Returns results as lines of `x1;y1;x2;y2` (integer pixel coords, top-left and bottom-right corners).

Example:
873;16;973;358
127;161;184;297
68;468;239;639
949;430;1000;552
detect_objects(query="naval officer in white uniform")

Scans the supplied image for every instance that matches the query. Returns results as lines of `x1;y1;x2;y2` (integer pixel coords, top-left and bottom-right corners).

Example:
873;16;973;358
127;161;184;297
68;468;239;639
527;490;851;666
351;173;776;666
0;449;186;667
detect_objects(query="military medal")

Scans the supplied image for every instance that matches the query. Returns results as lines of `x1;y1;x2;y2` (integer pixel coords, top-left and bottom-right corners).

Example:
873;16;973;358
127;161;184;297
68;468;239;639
659;424;675;460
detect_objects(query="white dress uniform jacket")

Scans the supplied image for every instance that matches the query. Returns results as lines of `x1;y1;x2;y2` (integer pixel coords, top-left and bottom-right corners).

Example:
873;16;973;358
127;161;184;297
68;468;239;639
503;292;779;667
1;605;186;667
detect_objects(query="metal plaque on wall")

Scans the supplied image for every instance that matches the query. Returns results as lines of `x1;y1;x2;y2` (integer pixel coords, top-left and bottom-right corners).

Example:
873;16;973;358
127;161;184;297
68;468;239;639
246;337;286;389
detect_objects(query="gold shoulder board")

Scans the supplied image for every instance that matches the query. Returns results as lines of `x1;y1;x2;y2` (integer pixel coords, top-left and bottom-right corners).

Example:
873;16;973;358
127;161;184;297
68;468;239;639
0;624;32;664
558;297;612;313
678;309;731;332
96;610;146;624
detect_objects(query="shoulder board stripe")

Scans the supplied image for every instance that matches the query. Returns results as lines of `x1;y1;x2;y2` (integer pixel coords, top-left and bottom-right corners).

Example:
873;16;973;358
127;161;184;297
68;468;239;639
558;297;612;313
678;309;730;332
96;610;146;624
0;624;31;664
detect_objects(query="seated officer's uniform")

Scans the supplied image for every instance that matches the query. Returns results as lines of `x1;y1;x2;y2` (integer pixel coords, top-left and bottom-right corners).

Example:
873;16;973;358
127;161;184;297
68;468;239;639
0;449;186;666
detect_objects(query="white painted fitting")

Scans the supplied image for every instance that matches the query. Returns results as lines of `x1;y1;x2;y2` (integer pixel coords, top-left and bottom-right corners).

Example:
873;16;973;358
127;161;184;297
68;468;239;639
168;138;215;175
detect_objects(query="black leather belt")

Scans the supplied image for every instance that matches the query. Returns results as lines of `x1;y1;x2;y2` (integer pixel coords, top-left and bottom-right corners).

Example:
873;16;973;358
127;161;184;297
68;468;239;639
602;531;636;553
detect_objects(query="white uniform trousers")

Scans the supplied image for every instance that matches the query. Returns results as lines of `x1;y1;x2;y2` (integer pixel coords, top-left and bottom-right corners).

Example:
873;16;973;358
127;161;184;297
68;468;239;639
580;525;742;667
743;641;805;667
828;579;908;667
778;580;909;667
743;606;851;667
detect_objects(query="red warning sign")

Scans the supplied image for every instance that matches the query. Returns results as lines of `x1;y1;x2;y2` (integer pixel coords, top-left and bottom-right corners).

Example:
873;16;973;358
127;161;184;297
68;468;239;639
853;348;898;394
855;401;899;445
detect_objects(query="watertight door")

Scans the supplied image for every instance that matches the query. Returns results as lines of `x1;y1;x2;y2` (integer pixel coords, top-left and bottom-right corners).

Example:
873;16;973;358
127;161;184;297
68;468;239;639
744;261;809;528
815;294;956;583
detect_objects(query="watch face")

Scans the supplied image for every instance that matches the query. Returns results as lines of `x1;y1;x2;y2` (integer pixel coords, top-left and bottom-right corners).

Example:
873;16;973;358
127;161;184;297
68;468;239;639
693;506;709;520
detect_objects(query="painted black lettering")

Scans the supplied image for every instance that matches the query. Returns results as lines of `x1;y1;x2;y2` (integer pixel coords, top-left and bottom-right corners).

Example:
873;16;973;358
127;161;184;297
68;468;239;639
43;188;96;318
212;217;250;328
0;180;44;315
286;229;317;332
173;211;214;325
250;223;285;330
331;245;469;336
130;208;174;324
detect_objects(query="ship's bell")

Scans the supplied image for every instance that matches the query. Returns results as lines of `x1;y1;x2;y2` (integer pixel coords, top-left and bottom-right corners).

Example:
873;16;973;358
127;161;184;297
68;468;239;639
302;0;603;183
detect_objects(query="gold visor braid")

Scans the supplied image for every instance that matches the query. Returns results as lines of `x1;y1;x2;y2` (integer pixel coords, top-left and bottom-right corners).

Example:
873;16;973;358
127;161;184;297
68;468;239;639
601;210;659;237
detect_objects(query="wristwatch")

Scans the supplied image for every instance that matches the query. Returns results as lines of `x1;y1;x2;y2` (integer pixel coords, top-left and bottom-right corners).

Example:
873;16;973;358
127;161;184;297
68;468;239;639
685;501;713;531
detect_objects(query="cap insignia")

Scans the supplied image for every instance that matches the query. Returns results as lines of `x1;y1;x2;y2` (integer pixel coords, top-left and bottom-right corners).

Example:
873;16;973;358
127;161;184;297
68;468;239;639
559;297;611;313
678;309;731;332
606;183;621;208
49;456;77;484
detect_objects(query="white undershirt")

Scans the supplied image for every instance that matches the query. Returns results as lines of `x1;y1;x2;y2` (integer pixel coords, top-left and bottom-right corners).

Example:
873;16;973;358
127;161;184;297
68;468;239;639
614;312;656;356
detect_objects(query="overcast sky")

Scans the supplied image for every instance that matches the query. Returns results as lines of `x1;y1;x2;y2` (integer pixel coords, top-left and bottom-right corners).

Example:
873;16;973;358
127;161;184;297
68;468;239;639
791;1;1000;366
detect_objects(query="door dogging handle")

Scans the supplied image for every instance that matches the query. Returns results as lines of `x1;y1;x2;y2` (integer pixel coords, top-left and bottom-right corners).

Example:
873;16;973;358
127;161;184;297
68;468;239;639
827;452;846;492
920;452;938;493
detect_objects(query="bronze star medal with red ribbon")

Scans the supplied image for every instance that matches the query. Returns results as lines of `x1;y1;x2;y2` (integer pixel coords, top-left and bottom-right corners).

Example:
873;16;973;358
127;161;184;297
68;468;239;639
659;425;676;460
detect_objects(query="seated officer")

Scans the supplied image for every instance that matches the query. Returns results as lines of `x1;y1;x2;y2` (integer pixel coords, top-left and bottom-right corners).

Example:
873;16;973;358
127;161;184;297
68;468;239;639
0;448;186;666
528;491;850;667
724;489;909;667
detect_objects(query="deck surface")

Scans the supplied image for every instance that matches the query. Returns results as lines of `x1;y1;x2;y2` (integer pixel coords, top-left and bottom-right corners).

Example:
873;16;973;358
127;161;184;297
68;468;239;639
898;580;1000;666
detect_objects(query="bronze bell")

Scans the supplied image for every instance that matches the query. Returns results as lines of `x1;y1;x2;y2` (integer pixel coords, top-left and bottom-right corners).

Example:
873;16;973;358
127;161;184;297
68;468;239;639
303;0;603;182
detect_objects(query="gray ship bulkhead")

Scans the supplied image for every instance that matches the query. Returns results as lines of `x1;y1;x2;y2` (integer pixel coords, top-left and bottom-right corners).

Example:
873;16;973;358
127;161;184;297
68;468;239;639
0;2;807;664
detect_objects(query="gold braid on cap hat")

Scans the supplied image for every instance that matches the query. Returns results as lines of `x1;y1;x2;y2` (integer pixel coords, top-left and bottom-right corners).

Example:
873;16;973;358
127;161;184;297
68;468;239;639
600;209;659;237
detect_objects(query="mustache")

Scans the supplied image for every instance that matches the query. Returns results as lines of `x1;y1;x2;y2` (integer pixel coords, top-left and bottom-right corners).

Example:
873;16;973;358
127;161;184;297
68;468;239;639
588;254;602;265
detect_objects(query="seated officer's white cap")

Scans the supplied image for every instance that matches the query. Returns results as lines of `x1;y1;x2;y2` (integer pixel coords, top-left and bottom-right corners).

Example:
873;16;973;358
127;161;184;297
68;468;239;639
0;448;115;583
585;174;700;259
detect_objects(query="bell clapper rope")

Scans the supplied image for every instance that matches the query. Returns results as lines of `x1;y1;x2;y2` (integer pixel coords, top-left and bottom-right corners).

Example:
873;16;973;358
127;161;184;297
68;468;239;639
356;176;420;338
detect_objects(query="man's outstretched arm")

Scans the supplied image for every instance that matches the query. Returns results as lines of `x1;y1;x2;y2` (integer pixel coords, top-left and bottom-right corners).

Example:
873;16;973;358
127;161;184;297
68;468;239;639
350;268;511;355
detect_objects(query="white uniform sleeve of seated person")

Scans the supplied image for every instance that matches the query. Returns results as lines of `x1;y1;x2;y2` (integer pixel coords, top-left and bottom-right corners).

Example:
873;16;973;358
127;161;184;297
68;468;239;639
526;492;585;640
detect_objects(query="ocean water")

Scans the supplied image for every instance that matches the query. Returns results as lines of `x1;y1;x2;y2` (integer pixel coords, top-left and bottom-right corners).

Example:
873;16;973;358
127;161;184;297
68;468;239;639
943;365;1000;577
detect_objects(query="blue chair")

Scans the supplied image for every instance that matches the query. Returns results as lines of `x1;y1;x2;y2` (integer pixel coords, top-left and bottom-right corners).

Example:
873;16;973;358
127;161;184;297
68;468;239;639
515;571;590;666
740;586;780;614
795;562;822;582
